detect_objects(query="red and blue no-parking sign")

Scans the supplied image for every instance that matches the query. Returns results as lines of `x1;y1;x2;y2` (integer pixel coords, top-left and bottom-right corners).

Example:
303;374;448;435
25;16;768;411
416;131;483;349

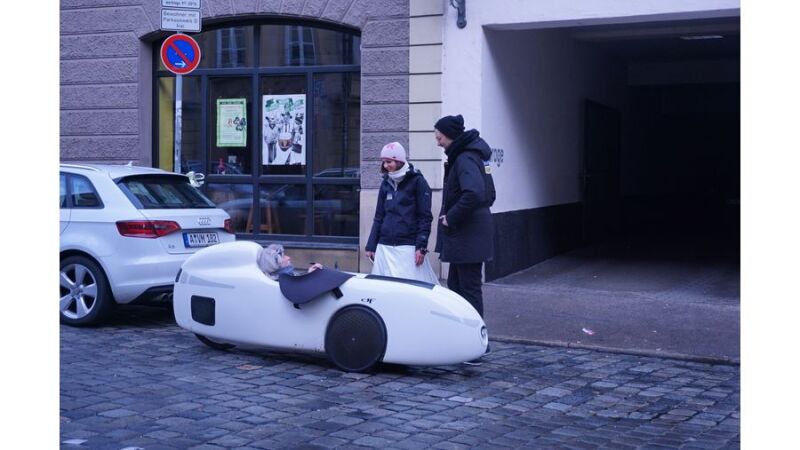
160;33;201;75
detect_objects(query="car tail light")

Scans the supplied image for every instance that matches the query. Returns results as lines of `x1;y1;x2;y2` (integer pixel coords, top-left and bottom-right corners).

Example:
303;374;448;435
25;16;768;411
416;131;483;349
223;218;234;234
116;220;181;238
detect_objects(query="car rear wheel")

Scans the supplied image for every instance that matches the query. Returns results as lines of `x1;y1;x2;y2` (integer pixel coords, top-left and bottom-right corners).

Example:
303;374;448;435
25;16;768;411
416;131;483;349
60;256;114;326
325;306;387;373
195;334;236;350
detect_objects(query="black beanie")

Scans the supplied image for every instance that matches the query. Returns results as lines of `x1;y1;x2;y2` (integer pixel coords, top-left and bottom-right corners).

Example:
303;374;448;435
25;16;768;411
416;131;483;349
435;114;465;139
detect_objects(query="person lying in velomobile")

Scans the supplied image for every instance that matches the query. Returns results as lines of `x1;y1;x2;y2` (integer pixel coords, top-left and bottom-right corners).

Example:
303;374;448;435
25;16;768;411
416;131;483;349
173;241;488;372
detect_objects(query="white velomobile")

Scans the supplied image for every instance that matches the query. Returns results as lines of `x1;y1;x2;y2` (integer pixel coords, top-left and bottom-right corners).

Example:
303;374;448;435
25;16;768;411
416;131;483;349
173;241;488;372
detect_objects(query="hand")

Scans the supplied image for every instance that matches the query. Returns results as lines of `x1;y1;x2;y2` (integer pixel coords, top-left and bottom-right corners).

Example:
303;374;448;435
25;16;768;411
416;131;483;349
365;251;375;261
308;263;323;272
439;215;449;227
415;249;425;266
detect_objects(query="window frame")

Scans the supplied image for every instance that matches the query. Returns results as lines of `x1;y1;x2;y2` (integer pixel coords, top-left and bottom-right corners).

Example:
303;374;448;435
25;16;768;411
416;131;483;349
152;19;361;247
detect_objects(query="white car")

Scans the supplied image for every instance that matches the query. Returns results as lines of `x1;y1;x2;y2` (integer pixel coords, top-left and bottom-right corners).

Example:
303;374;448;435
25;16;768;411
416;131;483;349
173;241;489;372
60;163;236;326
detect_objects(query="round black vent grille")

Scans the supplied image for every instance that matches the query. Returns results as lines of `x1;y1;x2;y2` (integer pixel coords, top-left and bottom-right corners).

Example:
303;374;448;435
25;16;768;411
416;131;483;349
325;306;387;372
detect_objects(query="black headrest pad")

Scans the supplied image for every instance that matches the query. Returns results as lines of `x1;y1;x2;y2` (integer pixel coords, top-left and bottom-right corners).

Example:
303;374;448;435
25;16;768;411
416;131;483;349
278;268;354;305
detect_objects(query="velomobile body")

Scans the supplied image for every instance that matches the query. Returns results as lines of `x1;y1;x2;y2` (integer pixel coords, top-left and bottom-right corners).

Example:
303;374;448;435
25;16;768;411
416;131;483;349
173;241;488;371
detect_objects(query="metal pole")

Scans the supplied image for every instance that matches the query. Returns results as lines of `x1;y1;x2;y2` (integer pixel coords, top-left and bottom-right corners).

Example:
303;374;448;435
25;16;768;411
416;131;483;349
174;74;183;173
173;31;185;174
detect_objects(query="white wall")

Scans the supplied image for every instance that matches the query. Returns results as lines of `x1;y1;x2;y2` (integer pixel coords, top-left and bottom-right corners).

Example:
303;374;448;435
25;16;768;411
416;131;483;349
441;0;739;126
480;29;626;212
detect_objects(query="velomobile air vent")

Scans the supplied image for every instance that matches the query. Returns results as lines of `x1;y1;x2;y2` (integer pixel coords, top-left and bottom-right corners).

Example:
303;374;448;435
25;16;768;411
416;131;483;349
191;295;216;326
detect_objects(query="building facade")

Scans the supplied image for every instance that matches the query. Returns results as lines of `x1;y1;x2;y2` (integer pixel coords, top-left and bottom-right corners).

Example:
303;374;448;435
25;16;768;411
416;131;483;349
61;0;740;279
62;0;417;273
437;0;740;279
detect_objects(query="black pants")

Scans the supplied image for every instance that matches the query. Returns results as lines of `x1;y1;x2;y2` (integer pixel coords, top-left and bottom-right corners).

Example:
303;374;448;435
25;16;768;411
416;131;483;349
447;262;484;317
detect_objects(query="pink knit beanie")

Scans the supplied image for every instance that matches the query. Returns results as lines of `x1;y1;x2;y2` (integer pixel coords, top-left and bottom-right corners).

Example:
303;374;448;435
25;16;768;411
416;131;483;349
380;142;407;163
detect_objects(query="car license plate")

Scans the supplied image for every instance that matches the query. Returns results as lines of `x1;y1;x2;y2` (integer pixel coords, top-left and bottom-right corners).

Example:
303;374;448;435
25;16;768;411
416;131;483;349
183;232;220;248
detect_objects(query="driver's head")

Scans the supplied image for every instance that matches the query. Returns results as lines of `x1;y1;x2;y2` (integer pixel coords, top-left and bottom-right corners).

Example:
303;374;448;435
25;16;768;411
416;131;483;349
258;244;291;275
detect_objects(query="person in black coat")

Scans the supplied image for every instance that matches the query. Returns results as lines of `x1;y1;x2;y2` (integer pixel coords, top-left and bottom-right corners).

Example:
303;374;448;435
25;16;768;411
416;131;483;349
365;142;438;283
434;114;495;318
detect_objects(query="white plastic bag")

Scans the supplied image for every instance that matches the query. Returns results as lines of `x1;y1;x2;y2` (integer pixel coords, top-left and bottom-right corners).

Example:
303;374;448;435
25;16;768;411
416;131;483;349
371;244;439;285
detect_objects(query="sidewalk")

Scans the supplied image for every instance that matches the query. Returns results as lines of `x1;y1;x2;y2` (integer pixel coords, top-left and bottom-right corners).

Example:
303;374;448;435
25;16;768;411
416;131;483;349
481;233;740;364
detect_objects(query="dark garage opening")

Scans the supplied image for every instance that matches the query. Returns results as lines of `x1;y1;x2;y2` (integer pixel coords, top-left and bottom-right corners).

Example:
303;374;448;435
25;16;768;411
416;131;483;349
585;17;740;260
494;17;740;307
623;82;739;238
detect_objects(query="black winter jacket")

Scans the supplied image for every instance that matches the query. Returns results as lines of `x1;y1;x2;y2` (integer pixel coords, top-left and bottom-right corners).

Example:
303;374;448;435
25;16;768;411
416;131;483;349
366;164;433;252
435;129;495;263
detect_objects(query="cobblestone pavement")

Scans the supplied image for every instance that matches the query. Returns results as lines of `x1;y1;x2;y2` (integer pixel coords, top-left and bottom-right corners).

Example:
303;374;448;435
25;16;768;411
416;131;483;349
61;306;740;450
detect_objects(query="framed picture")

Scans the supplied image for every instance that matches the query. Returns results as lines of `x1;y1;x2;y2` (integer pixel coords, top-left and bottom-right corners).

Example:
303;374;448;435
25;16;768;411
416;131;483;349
216;98;247;147
263;94;306;166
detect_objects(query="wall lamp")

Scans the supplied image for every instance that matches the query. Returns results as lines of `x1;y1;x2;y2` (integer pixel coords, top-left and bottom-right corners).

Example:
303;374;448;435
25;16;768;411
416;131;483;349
450;0;466;29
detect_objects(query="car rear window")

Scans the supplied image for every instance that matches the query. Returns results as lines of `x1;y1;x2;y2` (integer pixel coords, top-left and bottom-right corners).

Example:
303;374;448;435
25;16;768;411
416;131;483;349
117;175;216;209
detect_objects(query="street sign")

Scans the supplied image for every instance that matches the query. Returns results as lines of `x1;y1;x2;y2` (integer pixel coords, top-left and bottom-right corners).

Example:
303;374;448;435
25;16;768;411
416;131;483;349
161;8;201;32
161;0;201;8
160;33;202;75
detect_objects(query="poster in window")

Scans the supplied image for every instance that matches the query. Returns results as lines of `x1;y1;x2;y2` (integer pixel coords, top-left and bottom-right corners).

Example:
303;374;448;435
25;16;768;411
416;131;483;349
263;94;306;165
216;98;247;147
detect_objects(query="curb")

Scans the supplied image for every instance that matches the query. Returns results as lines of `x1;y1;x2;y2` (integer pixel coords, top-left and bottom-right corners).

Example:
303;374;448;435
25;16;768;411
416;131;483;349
490;335;740;366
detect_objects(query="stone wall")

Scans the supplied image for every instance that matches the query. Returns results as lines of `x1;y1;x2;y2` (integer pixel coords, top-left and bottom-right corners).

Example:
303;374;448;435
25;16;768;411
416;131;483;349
357;0;446;274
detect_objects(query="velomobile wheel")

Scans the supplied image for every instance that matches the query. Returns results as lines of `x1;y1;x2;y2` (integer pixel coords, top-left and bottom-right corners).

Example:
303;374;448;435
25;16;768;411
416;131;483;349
195;333;236;350
325;306;387;372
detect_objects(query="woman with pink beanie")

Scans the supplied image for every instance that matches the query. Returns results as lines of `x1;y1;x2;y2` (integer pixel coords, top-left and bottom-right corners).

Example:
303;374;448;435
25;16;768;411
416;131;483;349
365;142;438;284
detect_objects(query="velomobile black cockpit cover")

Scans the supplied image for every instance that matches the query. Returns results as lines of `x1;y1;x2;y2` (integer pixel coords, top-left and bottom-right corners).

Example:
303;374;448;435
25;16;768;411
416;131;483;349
278;268;354;305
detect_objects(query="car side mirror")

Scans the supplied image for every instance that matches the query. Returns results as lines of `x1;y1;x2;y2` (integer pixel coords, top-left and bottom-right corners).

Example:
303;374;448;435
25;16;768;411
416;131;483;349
186;171;205;188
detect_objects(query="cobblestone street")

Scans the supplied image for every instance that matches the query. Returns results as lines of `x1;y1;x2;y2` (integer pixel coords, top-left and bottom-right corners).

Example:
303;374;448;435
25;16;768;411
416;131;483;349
61;306;740;449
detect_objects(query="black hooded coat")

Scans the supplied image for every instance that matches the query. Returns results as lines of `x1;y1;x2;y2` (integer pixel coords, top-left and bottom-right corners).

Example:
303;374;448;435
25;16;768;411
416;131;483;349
435;129;495;263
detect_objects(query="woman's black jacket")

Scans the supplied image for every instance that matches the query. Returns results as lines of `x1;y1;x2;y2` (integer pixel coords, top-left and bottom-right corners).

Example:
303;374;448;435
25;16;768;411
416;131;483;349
366;164;433;252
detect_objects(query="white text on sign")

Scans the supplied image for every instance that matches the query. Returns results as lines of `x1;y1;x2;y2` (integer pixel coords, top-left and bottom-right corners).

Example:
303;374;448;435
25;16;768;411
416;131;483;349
161;9;201;32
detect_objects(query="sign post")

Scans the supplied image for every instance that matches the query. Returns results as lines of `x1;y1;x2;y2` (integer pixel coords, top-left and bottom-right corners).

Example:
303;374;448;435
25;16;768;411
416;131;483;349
175;72;183;173
160;0;202;174
160;33;201;173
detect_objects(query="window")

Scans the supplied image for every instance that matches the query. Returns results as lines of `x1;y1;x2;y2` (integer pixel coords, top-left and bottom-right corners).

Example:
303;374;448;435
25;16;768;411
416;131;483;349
69;175;102;208
205;183;253;233
208;77;252;175
154;21;361;244
60;174;67;208
312;73;360;176
287;26;315;66
260;25;360;67
117;175;216;209
157;77;202;173
219;27;248;67
314;184;359;236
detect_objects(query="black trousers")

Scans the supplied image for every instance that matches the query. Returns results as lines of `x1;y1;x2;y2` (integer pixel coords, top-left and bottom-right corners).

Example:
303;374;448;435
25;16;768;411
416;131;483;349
447;262;484;317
